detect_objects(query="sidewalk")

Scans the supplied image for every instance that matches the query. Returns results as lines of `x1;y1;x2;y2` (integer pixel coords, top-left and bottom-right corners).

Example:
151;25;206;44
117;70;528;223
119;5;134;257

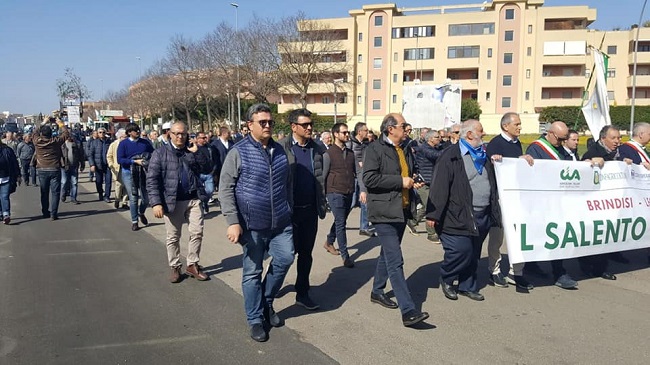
83;178;650;364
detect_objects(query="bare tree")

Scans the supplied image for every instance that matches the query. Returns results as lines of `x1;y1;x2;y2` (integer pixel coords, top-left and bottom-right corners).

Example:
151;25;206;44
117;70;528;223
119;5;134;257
270;13;351;108
56;67;92;102
240;15;283;104
164;35;200;125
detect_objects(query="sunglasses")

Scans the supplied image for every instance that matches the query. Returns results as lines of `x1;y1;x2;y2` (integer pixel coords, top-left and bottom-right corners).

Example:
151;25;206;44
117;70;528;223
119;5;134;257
256;120;275;128
293;122;313;129
452;131;460;134
338;131;350;135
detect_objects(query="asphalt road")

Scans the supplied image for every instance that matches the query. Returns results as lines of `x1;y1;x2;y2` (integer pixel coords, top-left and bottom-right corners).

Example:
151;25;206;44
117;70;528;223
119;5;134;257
0;183;336;365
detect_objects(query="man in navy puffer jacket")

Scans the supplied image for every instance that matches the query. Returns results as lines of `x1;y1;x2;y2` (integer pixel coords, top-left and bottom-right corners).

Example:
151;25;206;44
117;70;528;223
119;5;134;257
147;122;212;284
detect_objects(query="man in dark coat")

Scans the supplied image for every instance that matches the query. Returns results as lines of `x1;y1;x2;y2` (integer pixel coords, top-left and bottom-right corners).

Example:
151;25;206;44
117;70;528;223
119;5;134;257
87;127;113;202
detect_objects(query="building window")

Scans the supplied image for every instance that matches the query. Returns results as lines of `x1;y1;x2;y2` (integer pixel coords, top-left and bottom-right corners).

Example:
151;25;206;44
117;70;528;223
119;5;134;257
486;92;491;101
448;46;480;58
608;90;615;100
527;47;532;56
322;96;330;104
392;94;397;103
488;48;493;58
357;96;362;104
393;74;398;83
404;48;435;60
562;91;573;99
375;15;383;26
526;69;531;78
542;91;550;99
358;54;362;62
502;97;511;108
505;30;514;42
585;69;591;78
487;70;492;79
449;23;495;36
525;91;530;100
392;26;435;38
373;79;381;90
503;75;512;86
374;36;382;47
358;33;363;42
372;100;381;110
505;9;515;20
607;45;617;55
394;52;398;62
504;53;513;64
357;75;362;84
607;69;616;78
373;58;382;69
528;24;533;34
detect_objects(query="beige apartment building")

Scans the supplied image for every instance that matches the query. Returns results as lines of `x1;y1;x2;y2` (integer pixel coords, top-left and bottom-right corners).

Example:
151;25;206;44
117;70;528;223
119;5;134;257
277;0;650;134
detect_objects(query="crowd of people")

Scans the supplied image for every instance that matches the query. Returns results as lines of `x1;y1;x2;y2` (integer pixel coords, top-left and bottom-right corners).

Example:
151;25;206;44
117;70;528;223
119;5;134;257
1;107;649;343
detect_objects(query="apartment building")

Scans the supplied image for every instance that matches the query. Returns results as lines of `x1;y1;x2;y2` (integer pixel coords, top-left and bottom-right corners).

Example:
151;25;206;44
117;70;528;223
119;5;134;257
278;0;650;134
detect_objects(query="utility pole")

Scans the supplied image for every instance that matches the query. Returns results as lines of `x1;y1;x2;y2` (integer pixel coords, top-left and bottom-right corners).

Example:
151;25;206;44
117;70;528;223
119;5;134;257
631;0;648;133
231;3;241;131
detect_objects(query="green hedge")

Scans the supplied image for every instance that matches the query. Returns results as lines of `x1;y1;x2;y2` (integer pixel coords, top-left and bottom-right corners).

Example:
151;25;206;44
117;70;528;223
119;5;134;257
539;105;650;131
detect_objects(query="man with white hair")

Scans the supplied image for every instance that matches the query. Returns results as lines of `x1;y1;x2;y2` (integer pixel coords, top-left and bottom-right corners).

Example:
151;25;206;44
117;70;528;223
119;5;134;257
107;128;129;209
427;120;501;302
618;122;650;168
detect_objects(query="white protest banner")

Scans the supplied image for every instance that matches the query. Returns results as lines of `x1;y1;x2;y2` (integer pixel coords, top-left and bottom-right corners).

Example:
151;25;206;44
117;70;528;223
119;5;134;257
495;158;650;264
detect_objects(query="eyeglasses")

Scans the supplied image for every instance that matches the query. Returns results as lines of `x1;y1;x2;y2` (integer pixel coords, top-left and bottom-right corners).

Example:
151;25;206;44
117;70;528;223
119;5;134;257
293;122;313;129
551;131;568;142
256;120;275;128
170;131;188;137
98;132;105;134
338;131;350;135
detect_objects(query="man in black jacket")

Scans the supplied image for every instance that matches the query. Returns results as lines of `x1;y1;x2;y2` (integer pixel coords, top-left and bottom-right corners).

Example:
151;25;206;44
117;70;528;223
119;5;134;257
363;113;429;328
147;122;211;284
60;135;85;204
427;120;501;302
280;108;327;311
87;128;113;202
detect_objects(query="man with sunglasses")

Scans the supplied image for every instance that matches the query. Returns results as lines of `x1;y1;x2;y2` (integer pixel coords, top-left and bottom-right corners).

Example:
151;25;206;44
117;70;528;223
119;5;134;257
449;124;461;144
220;103;294;342
87;127;113;203
525;121;578;289
323;122;357;268
279;108;327;311
147;122;212;284
194;132;218;212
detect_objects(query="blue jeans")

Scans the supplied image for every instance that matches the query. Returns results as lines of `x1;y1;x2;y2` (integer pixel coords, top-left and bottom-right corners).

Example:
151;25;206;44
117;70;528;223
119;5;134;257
61;167;79;200
326;193;353;259
0;182;10;217
94;167;112;200
439;209;490;293
121;169;148;223
38;169;61;217
360;202;370;230
240;224;295;326
372;221;415;315
200;174;214;200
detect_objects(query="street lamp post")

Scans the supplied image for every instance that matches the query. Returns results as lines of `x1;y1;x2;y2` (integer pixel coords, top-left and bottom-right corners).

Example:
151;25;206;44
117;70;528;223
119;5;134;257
333;78;344;124
631;0;649;133
231;3;241;131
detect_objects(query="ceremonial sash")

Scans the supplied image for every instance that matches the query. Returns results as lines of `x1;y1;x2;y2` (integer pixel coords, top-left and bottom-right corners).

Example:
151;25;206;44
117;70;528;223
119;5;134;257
531;138;561;160
624;141;650;164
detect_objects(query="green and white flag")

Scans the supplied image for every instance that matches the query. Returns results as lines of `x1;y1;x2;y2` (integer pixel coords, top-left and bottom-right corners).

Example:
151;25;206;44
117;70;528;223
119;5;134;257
582;49;611;135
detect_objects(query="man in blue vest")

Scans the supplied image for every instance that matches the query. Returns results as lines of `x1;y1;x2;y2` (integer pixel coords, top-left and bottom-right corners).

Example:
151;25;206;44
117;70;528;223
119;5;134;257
219;103;294;343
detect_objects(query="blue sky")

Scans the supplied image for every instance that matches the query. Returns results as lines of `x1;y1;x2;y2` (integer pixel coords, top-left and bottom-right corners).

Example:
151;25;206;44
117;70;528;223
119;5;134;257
0;0;640;115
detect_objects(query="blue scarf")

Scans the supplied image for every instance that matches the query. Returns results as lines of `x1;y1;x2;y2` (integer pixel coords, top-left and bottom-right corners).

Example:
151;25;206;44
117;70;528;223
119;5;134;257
460;139;487;175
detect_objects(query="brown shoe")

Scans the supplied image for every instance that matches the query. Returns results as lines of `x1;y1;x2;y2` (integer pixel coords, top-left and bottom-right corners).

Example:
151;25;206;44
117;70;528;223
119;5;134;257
323;242;340;255
186;264;209;281
170;267;182;283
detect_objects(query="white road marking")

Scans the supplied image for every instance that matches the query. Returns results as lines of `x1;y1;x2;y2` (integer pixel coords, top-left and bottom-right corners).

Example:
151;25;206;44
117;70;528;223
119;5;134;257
44;238;112;244
73;335;211;350
46;250;123;256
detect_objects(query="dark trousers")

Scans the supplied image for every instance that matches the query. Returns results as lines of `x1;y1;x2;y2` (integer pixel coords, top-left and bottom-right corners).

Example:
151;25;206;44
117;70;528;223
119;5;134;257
326;193;353;259
94;167;112;200
20;158;36;185
440;209;490;293
372;221;415;315
292;205;319;296
578;254;608;276
38;169;61;217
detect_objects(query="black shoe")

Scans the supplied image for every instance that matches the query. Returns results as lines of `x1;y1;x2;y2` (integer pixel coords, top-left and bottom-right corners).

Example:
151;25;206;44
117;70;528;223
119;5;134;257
104;198;111;203
489;273;509;288
139;214;149;226
250;324;268;342
426;234;441;244
61;196;66;202
600;272;617;280
609;252;629;264
51;215;58;221
458;291;485;301
264;306;284;327
402;310;429;327
525;262;547;277
514;275;534;290
370;293;398;309
343;257;355;268
114;200;120;209
203;203;209;213
439;278;458;300
406;221;419;236
554;274;578;289
131;223;139;231
71;199;80;205
359;229;377;237
42;212;51;219
296;295;320;310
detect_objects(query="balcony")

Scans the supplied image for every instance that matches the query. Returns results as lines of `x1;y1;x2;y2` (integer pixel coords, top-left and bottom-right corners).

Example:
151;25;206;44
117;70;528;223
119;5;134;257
627;74;650;87
627;51;650;64
542;55;587;65
539;75;586;88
